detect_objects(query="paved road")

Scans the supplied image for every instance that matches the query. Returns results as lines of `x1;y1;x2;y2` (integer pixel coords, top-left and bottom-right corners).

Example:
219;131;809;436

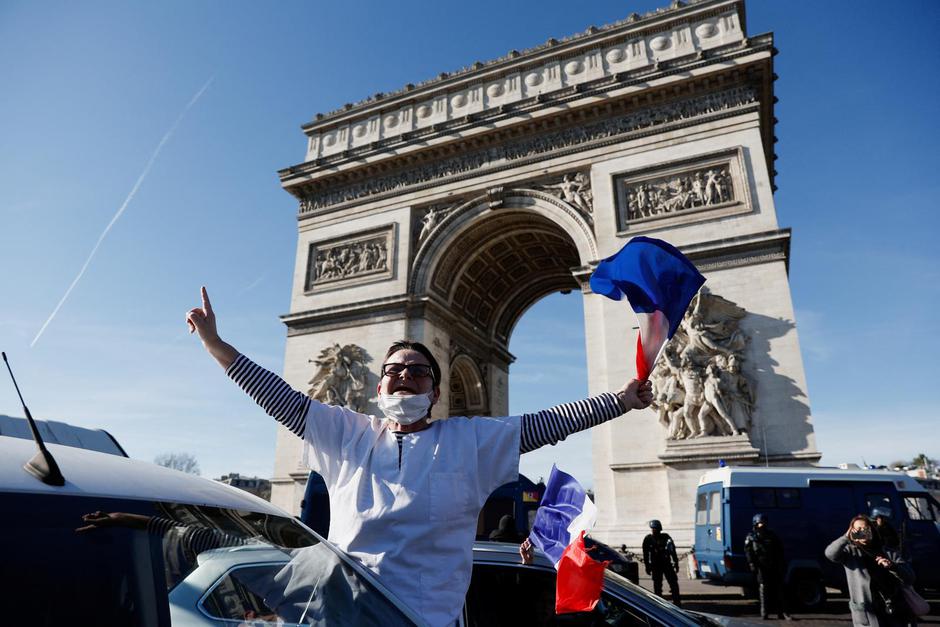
632;560;940;626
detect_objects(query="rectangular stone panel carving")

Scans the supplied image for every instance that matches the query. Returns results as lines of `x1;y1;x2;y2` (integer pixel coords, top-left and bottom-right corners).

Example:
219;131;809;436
304;225;394;292
614;147;751;233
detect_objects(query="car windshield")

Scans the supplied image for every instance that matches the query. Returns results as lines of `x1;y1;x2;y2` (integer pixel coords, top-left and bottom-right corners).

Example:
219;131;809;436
0;493;417;626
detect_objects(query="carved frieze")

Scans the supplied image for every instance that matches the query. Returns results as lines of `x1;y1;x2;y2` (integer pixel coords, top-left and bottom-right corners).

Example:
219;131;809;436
624;166;732;220
305;226;394;291
298;86;757;213
650;288;756;441
307;343;372;413
614;147;751;232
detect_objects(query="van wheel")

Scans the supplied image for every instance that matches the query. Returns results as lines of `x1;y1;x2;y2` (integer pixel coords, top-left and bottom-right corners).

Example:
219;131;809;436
790;572;826;610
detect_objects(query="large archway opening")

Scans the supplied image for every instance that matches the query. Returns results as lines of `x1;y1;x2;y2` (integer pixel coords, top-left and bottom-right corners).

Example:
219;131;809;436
509;292;592;487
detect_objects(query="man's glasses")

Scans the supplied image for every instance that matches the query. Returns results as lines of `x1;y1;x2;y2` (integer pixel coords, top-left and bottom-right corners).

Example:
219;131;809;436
381;363;434;380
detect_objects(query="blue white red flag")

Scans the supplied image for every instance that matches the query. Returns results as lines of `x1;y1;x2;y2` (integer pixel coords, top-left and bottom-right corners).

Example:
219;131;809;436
529;465;609;614
589;236;705;381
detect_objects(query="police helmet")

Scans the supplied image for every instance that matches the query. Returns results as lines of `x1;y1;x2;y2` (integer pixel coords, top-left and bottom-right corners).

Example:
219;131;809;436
870;506;892;520
648;519;663;531
752;513;768;527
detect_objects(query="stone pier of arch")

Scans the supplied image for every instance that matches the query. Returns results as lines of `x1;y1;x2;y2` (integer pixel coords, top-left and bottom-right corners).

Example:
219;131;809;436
271;0;819;549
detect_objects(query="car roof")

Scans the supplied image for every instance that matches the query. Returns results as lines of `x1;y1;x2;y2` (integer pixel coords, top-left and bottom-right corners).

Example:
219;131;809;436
0;435;285;515
0;414;127;456
699;465;926;491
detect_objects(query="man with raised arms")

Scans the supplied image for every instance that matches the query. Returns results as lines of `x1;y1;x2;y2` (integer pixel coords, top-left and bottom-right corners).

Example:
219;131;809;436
187;287;653;626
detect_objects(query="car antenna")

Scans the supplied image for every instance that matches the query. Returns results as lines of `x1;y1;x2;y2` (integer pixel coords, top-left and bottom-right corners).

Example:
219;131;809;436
2;352;65;486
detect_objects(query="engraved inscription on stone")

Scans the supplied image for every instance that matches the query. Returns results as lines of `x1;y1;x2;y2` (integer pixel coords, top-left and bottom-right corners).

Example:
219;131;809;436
305;227;393;291
307;343;372;413
623;165;733;221
650;288;756;441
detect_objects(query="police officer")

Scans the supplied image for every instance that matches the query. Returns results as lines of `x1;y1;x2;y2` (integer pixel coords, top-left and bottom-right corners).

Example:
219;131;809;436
744;513;792;620
870;506;901;552
642;519;681;605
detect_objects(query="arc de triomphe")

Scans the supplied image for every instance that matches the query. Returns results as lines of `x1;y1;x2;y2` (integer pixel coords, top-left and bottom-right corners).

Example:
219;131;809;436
272;0;819;547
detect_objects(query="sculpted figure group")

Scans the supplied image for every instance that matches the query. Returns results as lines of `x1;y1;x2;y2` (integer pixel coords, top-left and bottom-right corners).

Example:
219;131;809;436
313;239;388;284
626;167;733;221
307;343;371;413
651;289;756;440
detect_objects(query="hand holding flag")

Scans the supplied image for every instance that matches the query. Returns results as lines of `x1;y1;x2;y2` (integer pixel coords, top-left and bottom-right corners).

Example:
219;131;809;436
528;465;610;615
589;236;705;381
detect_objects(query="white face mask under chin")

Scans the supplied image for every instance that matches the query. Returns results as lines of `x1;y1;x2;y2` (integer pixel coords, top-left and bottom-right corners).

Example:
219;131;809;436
377;391;434;425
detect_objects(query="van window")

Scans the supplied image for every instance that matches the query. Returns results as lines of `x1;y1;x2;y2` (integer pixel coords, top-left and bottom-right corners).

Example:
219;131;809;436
904;496;938;521
752;488;775;508
708;491;721;525
777;489;801;509
695;493;708;525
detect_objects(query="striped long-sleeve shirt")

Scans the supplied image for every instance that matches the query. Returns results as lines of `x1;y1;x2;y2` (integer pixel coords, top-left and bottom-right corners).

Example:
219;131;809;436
226;354;626;455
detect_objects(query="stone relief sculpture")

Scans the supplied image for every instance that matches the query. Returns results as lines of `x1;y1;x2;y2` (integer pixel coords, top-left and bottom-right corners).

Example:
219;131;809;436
307;343;372;413
418;205;451;243
624;165;733;221
650;288;756;440
311;237;388;285
540;172;593;221
299;86;757;212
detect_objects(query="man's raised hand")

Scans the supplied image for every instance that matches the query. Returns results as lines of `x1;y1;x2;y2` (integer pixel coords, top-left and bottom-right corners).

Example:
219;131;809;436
186;286;218;343
186;287;238;369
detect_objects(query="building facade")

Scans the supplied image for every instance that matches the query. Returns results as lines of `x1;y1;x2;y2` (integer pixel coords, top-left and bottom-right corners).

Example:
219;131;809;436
272;0;818;547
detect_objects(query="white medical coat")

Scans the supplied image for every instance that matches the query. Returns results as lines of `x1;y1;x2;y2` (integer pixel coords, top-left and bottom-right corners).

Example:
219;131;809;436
301;401;521;626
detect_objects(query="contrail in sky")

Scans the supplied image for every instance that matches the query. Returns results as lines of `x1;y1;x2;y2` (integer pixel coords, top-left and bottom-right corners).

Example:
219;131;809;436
30;76;215;348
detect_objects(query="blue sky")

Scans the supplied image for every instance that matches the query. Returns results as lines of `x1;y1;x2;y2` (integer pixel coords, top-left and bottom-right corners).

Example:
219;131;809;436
1;1;937;488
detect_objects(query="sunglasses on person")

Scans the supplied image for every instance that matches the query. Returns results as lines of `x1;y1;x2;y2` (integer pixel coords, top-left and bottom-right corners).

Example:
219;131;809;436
381;363;434;380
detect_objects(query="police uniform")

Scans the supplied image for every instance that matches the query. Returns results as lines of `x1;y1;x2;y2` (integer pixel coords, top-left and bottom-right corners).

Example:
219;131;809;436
642;521;680;605
744;514;790;619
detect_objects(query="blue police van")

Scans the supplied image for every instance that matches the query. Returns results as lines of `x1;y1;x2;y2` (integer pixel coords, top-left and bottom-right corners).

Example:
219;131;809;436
693;466;940;609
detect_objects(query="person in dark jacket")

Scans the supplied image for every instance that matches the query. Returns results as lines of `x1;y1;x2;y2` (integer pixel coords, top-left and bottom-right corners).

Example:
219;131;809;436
488;514;521;543
744;513;792;620
642;519;680;606
870;506;902;553
826;515;915;627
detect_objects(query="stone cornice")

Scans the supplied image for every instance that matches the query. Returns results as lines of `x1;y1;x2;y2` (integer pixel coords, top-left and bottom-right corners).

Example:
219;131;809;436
286;81;769;219
281;35;773;189
301;0;745;132
680;227;790;274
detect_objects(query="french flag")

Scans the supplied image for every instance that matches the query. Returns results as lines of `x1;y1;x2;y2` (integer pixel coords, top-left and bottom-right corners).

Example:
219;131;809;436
589;236;705;381
529;466;610;614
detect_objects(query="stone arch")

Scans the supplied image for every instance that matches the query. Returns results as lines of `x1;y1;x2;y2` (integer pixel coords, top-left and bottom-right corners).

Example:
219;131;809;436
411;190;596;346
448;353;488;417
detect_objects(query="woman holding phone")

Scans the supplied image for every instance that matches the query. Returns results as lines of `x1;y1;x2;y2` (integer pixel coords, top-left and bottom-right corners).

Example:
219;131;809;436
825;515;915;626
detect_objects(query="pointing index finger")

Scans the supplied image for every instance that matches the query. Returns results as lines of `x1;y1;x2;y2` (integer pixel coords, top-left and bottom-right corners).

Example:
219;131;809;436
201;286;212;313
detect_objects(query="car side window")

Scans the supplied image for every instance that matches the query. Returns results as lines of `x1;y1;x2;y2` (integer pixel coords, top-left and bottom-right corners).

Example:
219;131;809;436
0;493;171;627
201;564;284;624
466;563;662;626
904;496;937;521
